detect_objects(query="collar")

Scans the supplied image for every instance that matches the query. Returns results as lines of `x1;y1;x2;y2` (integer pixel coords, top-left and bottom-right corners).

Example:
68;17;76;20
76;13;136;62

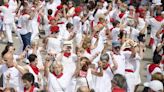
24;85;35;92
30;64;39;75
52;72;63;78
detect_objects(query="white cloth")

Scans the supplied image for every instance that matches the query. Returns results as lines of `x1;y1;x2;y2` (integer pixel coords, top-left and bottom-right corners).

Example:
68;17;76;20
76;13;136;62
94;67;113;92
17;14;31;35
47;37;63;53
48;72;72;92
0;64;23;91
75;69;94;91
113;51;126;76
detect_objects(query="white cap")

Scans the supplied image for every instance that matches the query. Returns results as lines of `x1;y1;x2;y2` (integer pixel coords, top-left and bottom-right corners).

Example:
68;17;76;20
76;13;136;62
153;0;162;5
144;80;163;91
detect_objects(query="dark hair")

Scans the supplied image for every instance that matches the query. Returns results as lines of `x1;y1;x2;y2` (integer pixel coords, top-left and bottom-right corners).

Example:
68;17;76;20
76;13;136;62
66;22;73;29
28;54;37;63
3;87;16;92
1;44;13;58
100;53;109;61
112;74;127;91
153;54;162;64
48;9;53;15
22;73;35;85
112;20;120;27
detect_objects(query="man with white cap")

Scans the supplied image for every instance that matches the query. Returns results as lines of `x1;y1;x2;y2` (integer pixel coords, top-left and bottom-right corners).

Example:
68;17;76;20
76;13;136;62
144;80;163;92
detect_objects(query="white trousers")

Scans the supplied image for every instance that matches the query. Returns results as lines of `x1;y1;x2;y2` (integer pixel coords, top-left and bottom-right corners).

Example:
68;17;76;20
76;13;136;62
3;23;16;43
125;73;136;92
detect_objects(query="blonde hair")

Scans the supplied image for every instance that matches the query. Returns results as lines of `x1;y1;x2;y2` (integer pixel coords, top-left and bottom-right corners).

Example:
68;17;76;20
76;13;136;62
82;36;91;49
50;61;63;72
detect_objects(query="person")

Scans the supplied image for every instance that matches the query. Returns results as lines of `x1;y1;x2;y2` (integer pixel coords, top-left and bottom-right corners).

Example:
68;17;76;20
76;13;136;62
112;41;126;76
143;80;163;92
73;57;103;91
22;73;39;92
44;57;73;92
146;54;163;81
111;74;127;92
0;52;24;91
0;0;17;44
94;53;118;92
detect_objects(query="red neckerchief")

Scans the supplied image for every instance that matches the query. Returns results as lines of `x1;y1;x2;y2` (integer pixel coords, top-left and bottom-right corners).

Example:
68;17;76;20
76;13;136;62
57;22;64;24
148;64;160;74
64;52;71;57
90;20;94;29
86;48;91;54
103;64;110;70
24;85;35;92
37;15;41;24
52;72;63;78
154;16;163;22
54;10;60;17
119;13;125;19
4;4;9;8
110;18;115;23
112;87;126;92
73;13;78;17
30;64;39;75
79;70;87;77
97;22;103;25
47;15;53;20
110;27;114;32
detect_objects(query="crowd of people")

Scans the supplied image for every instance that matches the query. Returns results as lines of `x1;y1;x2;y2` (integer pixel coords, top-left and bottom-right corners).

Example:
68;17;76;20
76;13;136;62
0;0;163;92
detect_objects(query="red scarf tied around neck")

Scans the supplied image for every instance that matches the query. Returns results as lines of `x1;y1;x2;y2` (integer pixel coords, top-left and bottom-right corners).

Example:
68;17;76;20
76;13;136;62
30;64;39;75
24;85;35;92
52;72;63;78
64;52;71;57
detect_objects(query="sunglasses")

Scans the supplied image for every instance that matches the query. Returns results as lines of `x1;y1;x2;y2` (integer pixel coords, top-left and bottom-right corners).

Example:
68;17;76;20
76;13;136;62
114;46;120;49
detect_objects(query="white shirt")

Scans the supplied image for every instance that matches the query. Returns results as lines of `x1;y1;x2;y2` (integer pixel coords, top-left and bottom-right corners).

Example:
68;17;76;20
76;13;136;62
0;5;15;24
0;64;23;91
94;67;113;92
113;51;126;75
47;37;63;53
45;0;61;16
111;28;120;42
17;14;31;35
48;72;73;92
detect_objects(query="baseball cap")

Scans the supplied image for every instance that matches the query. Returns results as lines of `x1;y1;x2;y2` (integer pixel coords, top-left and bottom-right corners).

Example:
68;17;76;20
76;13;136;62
112;41;121;47
144;80;163;91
